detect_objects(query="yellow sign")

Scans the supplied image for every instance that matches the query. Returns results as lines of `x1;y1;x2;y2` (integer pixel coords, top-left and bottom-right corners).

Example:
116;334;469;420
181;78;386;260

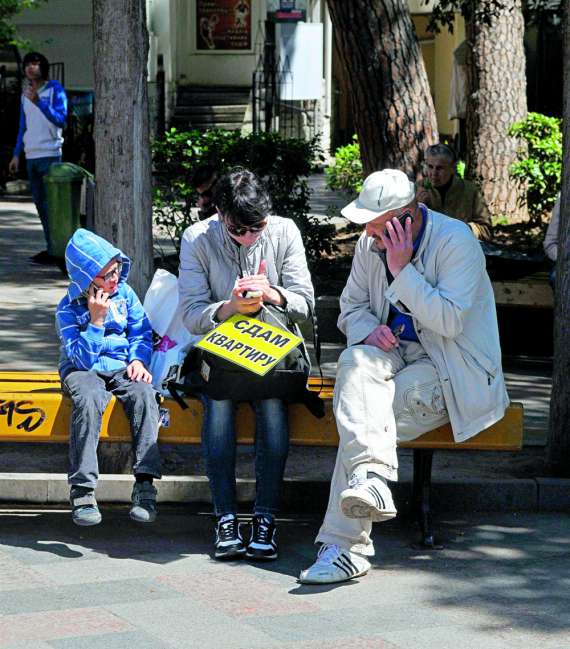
195;314;302;376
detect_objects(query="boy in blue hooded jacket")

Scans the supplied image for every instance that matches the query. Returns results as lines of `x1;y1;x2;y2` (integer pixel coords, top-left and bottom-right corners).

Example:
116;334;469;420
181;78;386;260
56;229;162;526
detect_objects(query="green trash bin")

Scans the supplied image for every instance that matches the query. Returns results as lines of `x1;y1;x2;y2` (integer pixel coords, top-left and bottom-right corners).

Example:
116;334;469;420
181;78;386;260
44;162;93;259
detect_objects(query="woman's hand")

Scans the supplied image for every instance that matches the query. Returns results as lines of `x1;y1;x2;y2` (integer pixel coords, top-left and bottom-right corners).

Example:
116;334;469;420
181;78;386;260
236;260;284;306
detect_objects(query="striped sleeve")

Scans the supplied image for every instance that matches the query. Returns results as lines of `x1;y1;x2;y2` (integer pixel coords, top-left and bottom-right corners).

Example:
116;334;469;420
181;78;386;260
55;302;104;371
125;286;153;366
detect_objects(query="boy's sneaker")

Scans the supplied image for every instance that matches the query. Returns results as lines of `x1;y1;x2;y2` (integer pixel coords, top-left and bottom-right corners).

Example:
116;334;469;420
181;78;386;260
299;543;371;584
70;487;102;527
340;468;397;522
246;514;278;560
215;514;246;559
129;481;158;523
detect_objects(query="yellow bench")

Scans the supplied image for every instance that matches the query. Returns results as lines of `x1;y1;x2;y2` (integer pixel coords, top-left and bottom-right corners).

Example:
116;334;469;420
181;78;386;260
0;371;523;547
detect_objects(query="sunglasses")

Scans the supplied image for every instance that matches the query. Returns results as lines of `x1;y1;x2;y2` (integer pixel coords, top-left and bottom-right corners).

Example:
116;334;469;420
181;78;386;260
225;221;267;237
96;262;122;282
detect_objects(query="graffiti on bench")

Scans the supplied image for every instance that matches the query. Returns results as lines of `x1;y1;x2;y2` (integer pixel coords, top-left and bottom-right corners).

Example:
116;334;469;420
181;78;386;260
0;400;47;432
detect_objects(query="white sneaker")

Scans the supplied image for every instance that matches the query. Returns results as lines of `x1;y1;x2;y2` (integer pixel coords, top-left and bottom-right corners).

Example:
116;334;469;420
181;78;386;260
340;468;397;522
299;543;371;584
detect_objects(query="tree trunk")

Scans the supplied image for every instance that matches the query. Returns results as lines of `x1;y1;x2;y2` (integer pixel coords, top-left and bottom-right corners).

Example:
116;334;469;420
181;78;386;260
93;0;153;473
326;0;438;177
93;0;153;299
465;0;527;220
547;0;570;476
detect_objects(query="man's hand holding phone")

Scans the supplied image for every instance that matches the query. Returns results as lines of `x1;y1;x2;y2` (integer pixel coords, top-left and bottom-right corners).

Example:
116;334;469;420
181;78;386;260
364;324;400;351
88;284;111;327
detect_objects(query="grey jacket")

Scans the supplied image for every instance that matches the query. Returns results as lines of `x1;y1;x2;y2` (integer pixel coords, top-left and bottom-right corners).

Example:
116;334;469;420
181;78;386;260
339;208;509;442
179;214;314;344
543;194;560;262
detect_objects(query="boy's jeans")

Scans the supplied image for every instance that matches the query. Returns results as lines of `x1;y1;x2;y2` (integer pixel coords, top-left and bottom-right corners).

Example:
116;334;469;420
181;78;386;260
63;369;162;490
201;396;289;517
26;155;61;256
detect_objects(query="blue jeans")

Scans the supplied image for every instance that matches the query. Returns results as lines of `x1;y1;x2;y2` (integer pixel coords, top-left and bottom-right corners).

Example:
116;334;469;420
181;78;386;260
63;369;162;489
26;156;61;255
201;396;289;517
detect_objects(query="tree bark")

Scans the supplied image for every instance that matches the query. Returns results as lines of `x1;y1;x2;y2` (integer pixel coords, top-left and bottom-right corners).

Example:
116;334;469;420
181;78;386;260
465;0;528;220
93;0;153;473
93;0;153;299
326;0;438;177
547;0;570;476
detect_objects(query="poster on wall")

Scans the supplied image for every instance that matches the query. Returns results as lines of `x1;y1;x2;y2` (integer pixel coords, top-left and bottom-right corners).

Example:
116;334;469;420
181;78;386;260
196;0;252;51
267;0;307;22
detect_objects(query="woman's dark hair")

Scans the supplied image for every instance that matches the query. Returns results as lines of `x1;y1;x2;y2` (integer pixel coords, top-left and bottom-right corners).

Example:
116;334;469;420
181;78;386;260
425;143;457;164
22;52;49;80
213;168;272;226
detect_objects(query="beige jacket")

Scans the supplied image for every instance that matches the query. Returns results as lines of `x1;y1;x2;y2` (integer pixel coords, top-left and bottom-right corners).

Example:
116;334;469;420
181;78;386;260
338;208;509;442
421;175;492;241
543;195;560;262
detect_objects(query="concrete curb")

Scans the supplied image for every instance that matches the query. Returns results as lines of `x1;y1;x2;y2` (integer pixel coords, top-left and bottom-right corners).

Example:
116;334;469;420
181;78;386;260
0;473;568;513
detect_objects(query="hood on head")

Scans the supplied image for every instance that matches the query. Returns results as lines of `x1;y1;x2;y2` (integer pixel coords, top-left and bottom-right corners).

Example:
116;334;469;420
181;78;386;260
65;228;130;301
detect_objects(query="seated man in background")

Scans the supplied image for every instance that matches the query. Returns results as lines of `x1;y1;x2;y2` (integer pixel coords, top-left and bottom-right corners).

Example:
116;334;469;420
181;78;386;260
543;193;560;288
192;164;219;220
299;169;508;585
416;143;492;241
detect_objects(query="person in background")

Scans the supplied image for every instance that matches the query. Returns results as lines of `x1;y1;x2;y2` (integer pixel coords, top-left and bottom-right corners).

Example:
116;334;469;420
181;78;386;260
9;52;67;265
543;193;560;288
416;143;492;242
56;229;162;527
192;165;219;221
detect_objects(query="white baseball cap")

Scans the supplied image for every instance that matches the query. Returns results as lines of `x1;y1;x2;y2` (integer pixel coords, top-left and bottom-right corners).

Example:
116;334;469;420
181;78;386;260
341;169;416;224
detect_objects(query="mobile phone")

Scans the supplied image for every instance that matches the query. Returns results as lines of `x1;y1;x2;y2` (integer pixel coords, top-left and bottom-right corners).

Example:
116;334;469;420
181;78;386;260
396;210;414;226
391;324;405;337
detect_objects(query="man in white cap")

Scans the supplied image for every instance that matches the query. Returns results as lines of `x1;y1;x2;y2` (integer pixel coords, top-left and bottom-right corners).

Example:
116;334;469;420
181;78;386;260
299;169;508;585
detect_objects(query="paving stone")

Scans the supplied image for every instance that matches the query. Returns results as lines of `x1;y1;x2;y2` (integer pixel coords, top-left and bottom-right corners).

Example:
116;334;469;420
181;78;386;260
0;607;132;647
49;630;175;649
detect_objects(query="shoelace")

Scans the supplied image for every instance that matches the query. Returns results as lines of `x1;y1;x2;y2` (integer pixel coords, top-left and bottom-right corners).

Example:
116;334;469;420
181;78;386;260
317;543;342;565
347;473;366;489
253;517;272;544
219;518;238;542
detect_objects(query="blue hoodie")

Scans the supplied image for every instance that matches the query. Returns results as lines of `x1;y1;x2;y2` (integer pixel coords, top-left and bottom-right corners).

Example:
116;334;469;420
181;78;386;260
55;229;153;380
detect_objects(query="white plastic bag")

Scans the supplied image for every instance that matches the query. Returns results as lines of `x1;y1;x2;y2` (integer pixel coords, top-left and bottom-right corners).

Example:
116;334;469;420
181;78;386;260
143;269;193;395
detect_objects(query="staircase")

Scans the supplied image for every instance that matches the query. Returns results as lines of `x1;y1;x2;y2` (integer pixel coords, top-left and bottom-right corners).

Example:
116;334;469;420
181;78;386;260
171;85;251;132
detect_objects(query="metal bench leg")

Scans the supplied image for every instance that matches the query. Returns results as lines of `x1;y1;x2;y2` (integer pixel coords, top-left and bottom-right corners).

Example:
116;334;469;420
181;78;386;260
412;449;443;550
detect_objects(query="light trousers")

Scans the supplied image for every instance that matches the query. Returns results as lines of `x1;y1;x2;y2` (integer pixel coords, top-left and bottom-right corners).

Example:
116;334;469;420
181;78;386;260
316;341;449;556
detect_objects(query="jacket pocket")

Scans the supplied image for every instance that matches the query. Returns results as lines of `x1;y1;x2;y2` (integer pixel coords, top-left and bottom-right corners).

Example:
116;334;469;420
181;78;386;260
455;334;497;382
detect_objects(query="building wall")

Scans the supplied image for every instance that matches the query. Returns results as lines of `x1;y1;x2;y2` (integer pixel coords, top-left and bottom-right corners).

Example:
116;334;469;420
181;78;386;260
174;0;264;87
13;0;93;91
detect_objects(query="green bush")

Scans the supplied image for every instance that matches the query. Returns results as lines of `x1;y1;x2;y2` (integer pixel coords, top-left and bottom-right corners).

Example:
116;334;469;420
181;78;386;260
152;128;334;264
325;135;364;196
508;112;562;224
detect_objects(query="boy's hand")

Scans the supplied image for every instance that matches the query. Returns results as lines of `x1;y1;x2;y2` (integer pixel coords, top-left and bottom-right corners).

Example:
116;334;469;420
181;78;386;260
88;285;111;327
364;324;399;351
127;360;152;383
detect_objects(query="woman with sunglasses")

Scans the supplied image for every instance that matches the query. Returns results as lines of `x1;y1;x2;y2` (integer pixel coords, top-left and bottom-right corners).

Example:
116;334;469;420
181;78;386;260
179;168;315;561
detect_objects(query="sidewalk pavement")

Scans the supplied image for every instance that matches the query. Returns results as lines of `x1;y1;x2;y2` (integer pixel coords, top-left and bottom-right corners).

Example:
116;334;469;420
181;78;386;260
0;508;569;649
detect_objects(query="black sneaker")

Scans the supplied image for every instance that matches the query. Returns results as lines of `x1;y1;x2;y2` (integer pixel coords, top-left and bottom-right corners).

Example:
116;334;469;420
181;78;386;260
246;514;278;561
214;514;246;559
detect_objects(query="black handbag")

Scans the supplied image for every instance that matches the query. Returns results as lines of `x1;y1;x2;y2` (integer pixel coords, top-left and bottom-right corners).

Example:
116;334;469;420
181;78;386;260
169;305;325;418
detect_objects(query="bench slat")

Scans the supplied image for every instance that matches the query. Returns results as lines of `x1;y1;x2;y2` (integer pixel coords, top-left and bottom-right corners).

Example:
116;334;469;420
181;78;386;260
0;373;523;450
